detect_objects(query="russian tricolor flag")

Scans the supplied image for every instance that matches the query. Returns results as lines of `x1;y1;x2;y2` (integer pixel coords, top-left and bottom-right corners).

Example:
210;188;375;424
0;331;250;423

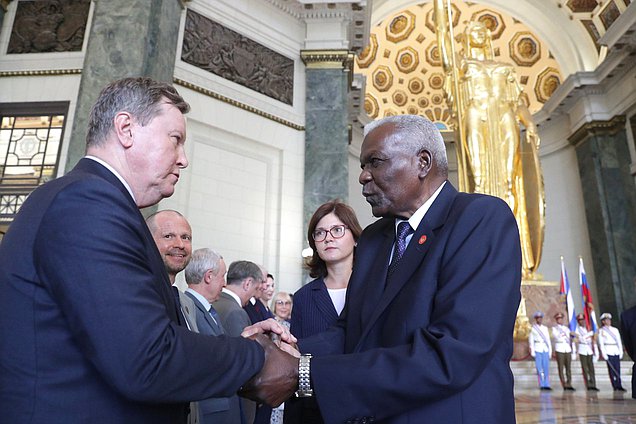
579;257;598;332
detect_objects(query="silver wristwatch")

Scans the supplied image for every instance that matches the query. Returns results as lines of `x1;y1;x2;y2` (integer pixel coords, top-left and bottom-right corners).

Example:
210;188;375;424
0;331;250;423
295;353;313;397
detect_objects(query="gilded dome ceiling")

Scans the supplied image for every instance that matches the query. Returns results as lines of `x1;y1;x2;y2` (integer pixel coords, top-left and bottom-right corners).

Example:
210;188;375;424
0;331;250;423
355;1;565;126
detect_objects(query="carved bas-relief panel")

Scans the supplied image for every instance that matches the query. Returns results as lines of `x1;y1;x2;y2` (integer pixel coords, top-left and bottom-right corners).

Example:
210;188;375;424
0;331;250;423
7;0;91;54
181;9;294;106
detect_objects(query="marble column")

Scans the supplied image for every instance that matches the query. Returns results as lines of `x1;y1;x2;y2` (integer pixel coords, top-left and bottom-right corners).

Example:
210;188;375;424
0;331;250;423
0;0;12;33
301;49;353;229
569;116;636;320
64;0;185;171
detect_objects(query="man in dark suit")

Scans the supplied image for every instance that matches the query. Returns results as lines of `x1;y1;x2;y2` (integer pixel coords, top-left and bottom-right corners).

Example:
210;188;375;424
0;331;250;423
213;260;265;423
245;272;275;325
244;115;521;423
244;271;276;424
621;298;636;398
0;77;297;423
185;248;243;424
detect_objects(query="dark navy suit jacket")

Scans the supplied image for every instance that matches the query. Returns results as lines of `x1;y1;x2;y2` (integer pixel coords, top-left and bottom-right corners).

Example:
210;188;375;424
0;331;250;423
290;278;339;339
245;299;274;325
621;306;636;398
298;183;521;424
0;158;264;423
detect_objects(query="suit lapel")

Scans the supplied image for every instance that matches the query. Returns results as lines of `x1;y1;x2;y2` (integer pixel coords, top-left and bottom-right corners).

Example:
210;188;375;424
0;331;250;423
313;280;339;323
186;291;222;336
356;183;458;349
358;223;395;325
75;158;179;324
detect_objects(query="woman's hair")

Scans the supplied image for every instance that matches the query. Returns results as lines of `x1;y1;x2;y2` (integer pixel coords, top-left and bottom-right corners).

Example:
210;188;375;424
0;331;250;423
271;291;292;318
306;199;363;279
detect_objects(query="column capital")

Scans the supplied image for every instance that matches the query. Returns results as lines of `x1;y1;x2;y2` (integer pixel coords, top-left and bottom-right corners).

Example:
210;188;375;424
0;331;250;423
301;49;353;70
568;115;627;146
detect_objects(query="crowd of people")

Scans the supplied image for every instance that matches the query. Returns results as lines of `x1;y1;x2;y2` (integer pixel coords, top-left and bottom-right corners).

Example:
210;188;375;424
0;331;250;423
529;310;628;393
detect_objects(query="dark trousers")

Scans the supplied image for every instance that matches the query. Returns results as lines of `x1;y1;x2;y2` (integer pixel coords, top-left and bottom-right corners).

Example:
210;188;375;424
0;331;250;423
579;354;597;389
555;351;572;388
606;355;623;389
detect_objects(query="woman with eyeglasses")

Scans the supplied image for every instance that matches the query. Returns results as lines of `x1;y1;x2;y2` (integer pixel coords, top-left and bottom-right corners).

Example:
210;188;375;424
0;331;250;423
269;291;293;424
271;292;293;323
285;200;363;424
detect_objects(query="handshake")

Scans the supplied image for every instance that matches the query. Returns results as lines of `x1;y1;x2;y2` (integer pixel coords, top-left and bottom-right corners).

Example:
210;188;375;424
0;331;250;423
239;319;302;407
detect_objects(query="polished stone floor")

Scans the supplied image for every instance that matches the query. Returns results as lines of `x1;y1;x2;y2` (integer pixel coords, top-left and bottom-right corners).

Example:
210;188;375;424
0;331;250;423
515;387;636;423
514;362;636;423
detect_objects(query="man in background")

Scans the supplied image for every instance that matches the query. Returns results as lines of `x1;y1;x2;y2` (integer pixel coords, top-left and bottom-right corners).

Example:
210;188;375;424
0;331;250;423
185;248;242;424
529;311;552;391
551;312;575;390
214;260;265;423
147;210;199;332
574;313;599;391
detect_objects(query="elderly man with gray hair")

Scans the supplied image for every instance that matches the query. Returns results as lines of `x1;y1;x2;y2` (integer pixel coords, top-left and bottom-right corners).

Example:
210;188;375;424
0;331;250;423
184;248;242;424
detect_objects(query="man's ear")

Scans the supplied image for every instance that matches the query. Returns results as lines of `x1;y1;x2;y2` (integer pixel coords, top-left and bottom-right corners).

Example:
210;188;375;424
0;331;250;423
418;149;433;178
242;278;253;292
113;111;134;148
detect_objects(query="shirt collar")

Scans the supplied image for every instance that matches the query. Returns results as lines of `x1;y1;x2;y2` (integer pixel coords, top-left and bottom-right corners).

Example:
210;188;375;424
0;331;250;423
84;155;136;202
186;288;211;311
395;181;446;233
222;287;243;307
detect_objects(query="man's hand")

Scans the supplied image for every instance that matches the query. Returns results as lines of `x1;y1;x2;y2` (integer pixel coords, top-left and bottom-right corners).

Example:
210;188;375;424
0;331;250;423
241;318;297;345
239;334;299;407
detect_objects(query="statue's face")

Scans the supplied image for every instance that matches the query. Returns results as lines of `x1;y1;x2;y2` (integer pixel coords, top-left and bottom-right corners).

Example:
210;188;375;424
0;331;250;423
468;24;488;47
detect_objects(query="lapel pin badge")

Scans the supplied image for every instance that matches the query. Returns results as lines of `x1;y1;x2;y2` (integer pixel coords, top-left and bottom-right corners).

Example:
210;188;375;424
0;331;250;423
418;235;427;245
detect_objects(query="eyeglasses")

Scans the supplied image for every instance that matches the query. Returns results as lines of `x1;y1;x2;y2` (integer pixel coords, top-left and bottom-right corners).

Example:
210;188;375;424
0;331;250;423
275;300;292;306
312;225;348;242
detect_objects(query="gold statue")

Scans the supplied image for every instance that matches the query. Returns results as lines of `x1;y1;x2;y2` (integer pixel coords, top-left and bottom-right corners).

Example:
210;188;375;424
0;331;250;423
433;1;545;281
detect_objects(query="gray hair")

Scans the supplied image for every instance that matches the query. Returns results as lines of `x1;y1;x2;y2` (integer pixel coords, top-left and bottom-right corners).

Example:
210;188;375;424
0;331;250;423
364;115;448;175
86;77;190;148
226;260;263;286
185;248;223;285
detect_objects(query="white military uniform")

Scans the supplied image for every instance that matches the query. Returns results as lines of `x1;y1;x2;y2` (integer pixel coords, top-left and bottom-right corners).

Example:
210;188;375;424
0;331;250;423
575;325;597;357
552;324;574;354
529;324;552;356
598;325;623;359
552;323;575;389
529;323;552;388
599;323;625;390
575;324;598;390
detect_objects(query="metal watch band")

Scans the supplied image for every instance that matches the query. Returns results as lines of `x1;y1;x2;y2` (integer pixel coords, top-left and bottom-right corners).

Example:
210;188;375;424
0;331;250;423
295;353;313;397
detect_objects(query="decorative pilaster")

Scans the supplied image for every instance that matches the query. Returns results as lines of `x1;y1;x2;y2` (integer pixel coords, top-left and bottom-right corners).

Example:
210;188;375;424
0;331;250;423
0;0;13;33
64;0;185;171
302;49;353;227
569;115;636;319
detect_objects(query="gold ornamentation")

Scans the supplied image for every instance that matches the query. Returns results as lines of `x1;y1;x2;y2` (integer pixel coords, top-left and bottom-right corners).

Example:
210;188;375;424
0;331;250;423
408;77;425;94
0;69;82;77
174;78;304;131
395;46;419;73
300;50;353;70
372;65;394;91
535;67;561;103
392;90;408;107
435;6;546;280
470;9;505;40
386;11;416;43
364;94;380;119
510;32;541;66
356;34;378;68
